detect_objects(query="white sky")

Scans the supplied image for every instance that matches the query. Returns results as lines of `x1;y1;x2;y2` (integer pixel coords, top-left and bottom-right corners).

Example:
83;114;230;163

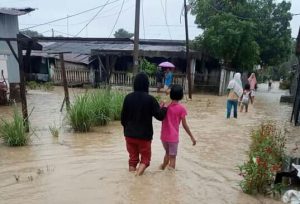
0;0;299;39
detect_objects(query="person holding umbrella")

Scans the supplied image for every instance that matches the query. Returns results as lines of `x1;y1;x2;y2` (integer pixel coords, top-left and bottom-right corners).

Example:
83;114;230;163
159;61;175;95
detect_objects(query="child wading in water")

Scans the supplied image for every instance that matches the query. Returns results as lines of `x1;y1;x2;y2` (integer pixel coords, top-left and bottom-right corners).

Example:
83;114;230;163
160;85;196;170
121;72;167;176
240;84;253;113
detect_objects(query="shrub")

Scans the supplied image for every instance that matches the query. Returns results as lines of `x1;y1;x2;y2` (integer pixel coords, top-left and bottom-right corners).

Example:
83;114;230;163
140;58;157;75
27;81;40;89
68;94;94;132
279;80;291;90
0;108;29;146
238;122;286;195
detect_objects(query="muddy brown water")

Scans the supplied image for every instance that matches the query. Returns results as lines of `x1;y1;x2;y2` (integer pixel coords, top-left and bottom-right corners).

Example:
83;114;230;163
0;83;299;204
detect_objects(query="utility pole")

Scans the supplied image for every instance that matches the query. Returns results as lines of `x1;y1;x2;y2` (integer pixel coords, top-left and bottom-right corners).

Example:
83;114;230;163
17;36;29;132
133;0;141;75
184;0;192;99
52;28;54;37
59;53;70;111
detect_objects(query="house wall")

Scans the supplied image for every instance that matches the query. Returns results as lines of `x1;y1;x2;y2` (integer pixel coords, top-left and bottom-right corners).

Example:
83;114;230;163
0;14;19;83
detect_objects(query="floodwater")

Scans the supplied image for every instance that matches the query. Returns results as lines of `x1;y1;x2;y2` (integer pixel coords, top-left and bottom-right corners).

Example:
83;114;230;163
0;83;299;204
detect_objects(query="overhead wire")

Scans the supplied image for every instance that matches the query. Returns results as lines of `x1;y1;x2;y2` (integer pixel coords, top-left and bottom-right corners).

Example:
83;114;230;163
108;0;125;37
46;0;112;51
160;0;172;39
74;0;111;37
20;0;120;30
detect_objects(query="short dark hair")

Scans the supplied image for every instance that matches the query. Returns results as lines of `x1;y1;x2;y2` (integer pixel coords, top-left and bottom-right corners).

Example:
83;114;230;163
170;84;183;100
244;83;250;90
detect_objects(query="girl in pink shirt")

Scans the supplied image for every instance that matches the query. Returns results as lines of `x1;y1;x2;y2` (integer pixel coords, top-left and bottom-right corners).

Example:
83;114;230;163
160;85;196;170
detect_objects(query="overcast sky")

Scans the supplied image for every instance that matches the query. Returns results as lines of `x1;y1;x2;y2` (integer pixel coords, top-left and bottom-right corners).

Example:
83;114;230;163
0;0;299;39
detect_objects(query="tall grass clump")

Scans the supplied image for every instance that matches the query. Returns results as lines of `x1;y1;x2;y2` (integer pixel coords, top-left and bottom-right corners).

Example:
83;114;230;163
68;94;94;132
90;91;111;126
68;90;125;132
110;91;125;120
0;108;29;146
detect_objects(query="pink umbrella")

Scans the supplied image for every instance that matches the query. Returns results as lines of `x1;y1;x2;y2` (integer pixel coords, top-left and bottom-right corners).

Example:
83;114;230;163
158;61;175;69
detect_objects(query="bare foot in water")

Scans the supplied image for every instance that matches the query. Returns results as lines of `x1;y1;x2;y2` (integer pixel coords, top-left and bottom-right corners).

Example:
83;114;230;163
135;163;147;176
129;166;136;172
159;164;167;170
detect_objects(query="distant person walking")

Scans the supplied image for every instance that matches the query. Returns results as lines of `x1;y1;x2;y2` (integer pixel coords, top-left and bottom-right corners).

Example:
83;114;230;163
121;72;167;176
268;79;272;91
156;67;164;93
227;73;243;119
164;68;173;95
248;73;257;102
240;84;253;113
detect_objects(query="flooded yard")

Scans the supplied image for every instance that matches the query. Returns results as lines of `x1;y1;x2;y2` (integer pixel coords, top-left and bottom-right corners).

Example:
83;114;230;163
0;83;299;204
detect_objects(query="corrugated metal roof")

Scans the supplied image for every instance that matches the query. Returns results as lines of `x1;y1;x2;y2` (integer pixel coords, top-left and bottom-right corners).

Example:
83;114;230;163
0;7;35;16
40;39;187;55
31;38;201;62
30;51;91;65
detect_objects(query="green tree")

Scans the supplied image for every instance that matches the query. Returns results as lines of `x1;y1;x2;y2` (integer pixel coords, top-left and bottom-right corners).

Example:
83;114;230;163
113;28;134;38
190;0;292;71
21;30;44;37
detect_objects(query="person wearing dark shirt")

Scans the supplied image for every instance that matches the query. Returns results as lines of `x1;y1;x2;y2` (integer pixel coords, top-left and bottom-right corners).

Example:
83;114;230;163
156;67;164;93
121;72;167;176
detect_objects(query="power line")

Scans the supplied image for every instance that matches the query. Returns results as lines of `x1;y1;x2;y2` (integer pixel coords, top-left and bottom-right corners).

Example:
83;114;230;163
20;0;120;30
75;0;111;37
160;0;172;39
108;0;125;37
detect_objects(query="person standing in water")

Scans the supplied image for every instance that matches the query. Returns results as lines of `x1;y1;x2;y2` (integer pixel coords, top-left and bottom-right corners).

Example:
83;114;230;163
248;73;257;103
240;84;253;113
156;67;164;93
164;68;173;95
121;72;167;176
159;84;196;170
227;73;243;119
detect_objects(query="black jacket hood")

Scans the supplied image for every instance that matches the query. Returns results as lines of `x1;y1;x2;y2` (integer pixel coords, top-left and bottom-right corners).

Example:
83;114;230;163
133;72;149;93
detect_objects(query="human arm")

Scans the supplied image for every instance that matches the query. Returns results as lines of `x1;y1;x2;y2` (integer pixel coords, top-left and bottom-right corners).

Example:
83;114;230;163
152;97;167;121
182;117;196;145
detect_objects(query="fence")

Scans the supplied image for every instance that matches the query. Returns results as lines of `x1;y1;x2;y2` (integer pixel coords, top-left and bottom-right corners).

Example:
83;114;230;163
52;68;90;85
109;71;187;89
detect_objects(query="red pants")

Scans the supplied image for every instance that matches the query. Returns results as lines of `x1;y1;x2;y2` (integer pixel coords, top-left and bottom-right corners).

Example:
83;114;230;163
125;137;151;168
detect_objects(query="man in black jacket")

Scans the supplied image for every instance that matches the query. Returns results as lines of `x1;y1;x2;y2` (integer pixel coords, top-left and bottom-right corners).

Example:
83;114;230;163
121;72;167;176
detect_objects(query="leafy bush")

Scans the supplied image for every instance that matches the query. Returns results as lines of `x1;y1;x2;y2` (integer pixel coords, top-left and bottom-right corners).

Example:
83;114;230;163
0;108;29;146
279;80;291;90
238;122;286;195
140;59;157;75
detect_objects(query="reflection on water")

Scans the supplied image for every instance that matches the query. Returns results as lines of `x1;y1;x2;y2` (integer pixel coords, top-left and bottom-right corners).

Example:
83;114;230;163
0;83;298;204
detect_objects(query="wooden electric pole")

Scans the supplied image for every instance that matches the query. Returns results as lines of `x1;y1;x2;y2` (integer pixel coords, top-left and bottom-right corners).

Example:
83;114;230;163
17;36;29;132
184;0;192;99
59;53;70;111
133;0;141;75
